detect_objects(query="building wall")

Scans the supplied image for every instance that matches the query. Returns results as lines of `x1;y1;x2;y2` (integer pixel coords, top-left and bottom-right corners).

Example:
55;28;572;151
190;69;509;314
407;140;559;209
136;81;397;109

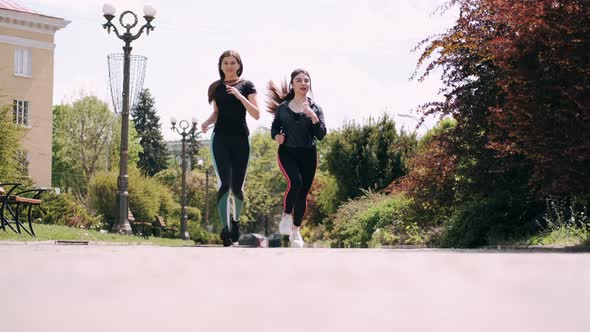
0;25;55;186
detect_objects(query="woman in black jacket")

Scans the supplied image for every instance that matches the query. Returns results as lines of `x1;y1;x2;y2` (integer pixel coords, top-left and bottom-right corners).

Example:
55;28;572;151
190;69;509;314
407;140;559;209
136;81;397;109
267;69;327;247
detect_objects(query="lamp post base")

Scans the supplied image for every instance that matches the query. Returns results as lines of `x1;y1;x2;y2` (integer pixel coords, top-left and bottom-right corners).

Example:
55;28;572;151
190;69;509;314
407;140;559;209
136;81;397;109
181;231;190;241
112;223;133;235
115;184;131;235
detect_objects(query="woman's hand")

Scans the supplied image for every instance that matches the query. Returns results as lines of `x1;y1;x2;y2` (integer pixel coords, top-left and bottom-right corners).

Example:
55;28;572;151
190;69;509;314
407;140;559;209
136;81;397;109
275;133;285;144
302;102;319;123
226;85;244;101
201;121;210;133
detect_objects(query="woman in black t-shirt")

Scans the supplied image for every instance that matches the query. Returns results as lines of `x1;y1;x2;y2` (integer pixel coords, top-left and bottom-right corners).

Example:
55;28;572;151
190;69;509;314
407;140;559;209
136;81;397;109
267;69;327;248
201;50;260;246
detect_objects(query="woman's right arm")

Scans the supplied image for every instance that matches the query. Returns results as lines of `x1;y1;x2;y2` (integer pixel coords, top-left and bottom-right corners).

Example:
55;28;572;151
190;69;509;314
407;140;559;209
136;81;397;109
201;101;219;134
271;108;284;144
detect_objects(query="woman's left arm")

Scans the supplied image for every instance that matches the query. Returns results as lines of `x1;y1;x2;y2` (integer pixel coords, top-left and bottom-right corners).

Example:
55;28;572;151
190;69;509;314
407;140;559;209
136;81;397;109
303;103;327;140
312;106;327;140
243;93;261;120
226;84;260;120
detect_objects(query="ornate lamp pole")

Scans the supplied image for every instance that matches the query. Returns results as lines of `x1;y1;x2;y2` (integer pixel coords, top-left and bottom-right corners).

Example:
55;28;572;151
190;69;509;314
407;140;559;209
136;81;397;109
102;3;156;234
171;117;198;240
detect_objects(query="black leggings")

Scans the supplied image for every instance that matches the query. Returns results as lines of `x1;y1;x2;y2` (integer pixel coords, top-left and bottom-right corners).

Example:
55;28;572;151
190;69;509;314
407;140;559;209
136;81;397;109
277;146;317;227
211;132;250;228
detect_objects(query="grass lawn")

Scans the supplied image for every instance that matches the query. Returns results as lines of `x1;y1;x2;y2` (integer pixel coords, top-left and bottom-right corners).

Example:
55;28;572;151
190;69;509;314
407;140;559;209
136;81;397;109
0;224;195;247
528;226;590;247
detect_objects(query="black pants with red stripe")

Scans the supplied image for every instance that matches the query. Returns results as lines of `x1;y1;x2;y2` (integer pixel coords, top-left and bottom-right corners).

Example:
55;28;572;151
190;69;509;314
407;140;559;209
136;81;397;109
277;145;317;227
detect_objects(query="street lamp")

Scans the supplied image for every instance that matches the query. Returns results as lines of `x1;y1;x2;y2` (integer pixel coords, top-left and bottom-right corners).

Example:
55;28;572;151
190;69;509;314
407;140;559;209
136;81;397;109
197;159;212;232
396;113;431;132
171;117;198;240
102;3;156;234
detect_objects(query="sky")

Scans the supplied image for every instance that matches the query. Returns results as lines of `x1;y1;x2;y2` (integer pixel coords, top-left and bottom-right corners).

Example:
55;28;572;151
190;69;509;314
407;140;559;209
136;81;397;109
18;0;456;140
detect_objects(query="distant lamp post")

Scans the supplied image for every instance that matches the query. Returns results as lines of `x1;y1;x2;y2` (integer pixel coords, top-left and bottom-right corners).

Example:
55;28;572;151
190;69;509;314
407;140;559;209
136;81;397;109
197;159;212;232
396;113;430;132
171;117;198;240
102;3;156;234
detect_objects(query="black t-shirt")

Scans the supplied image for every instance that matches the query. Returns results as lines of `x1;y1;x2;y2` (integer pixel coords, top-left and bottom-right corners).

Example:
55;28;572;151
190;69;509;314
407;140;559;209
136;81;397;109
212;79;257;136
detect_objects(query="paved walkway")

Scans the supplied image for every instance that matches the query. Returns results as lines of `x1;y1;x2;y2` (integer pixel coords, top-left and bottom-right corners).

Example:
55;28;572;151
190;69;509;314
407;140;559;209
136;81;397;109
1;243;589;331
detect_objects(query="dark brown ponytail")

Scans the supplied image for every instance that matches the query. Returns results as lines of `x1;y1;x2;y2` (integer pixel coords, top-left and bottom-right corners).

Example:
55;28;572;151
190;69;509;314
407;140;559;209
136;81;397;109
266;80;290;114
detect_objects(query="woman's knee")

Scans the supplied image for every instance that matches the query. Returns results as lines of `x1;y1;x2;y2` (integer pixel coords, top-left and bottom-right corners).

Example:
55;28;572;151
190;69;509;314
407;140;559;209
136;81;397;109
231;188;244;201
289;175;303;191
217;184;230;197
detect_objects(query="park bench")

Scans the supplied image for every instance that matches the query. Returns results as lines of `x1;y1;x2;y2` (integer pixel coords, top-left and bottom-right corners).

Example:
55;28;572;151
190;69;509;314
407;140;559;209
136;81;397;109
155;215;177;238
128;210;152;238
0;182;48;236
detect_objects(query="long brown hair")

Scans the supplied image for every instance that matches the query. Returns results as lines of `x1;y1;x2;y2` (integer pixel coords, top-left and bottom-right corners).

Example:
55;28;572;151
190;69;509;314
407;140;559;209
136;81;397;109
207;50;244;104
266;69;311;114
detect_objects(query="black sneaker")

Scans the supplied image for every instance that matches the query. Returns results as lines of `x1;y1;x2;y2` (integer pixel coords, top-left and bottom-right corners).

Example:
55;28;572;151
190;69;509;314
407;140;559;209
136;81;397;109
230;218;240;243
220;226;232;247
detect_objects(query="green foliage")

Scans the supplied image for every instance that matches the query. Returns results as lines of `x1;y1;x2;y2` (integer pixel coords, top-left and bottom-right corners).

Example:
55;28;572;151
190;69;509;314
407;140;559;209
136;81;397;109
303;171;339;226
0;104;27;181
35;192;101;229
397;122;460;227
328;192;425;248
51;104;84;192
405;0;575;248
187;129;202;171
530;197;590;246
53;95;143;198
154;163;215;231
185;206;202;225
439;192;540;248
404;0;589;249
52;96;114;197
417;118;456;151
88;167;177;228
316;172;339;216
538;197;589;231
108;116;143;170
132;89;169;176
187;221;210;244
324;113;417;202
242;132;284;233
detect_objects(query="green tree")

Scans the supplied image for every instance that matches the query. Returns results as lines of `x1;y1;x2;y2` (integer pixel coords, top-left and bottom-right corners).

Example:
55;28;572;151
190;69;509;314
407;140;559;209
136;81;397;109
242;132;284;235
132;89;169;176
52;95;142;198
187;130;201;171
108;115;142;172
88;166;177;229
155;147;216;232
52;104;84;192
0;103;26;181
405;0;555;245
324;113;417;202
52;96;112;197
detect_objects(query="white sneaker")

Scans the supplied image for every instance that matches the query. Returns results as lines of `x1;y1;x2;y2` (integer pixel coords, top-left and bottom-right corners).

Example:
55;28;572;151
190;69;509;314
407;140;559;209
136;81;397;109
289;227;304;248
279;213;293;235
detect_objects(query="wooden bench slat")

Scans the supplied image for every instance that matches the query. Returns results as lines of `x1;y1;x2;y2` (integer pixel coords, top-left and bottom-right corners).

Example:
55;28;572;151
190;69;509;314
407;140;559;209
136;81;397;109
12;197;42;204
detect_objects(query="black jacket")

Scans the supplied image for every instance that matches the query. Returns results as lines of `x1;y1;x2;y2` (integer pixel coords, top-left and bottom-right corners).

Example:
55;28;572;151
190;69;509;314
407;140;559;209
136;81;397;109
271;99;327;149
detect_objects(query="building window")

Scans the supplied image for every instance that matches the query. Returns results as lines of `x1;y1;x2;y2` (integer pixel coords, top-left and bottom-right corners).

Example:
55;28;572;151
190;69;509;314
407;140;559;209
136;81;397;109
14;48;32;77
18;151;29;176
13;100;29;126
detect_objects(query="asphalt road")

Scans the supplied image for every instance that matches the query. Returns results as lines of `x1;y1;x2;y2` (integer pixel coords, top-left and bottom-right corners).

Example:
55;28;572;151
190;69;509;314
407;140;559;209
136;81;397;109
1;243;589;332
